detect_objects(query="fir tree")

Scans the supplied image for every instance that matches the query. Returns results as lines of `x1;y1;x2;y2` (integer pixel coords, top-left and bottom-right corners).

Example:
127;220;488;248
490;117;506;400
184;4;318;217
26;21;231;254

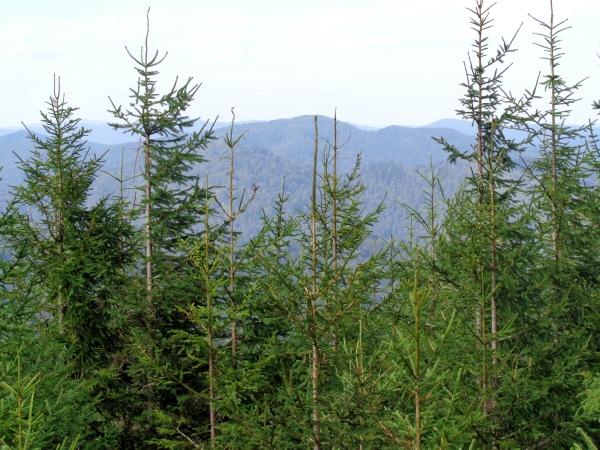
107;9;216;445
504;1;600;444
239;115;387;448
434;0;543;446
13;77;135;370
1;77;137;448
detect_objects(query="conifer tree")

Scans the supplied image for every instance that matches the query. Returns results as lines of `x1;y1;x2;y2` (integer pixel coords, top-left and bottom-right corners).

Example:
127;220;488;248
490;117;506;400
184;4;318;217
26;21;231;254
148;181;228;449
107;9;216;445
213;109;258;368
147;112;261;449
232;115;386;448
434;1;543;446
368;167;477;449
4;1;600;446
0;78;137;448
504;1;600;444
13;78;135;370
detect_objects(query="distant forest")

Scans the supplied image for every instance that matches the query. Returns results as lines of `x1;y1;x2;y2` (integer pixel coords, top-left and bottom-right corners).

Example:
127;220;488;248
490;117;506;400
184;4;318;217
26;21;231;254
2;1;600;449
0;116;477;248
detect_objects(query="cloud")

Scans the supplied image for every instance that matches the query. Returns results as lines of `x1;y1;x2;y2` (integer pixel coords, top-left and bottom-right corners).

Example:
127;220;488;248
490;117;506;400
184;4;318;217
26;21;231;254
32;50;61;61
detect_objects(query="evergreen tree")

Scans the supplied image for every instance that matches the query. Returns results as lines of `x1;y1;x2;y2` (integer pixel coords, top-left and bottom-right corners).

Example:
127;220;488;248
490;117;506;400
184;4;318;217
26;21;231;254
434;1;545;446
3;1;600;447
0;78;136;448
213;108;258;370
370;167;475;449
227;115;387;448
505;1;600;444
107;9;216;446
147;112;261;449
13;77;135;372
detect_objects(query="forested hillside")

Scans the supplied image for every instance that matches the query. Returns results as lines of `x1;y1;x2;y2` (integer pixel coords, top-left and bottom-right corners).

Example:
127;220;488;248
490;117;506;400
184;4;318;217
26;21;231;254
0;121;472;243
2;1;600;449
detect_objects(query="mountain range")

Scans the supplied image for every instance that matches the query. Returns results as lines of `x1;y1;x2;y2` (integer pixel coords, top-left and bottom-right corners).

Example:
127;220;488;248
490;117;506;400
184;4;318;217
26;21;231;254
0;115;553;244
0;117;476;145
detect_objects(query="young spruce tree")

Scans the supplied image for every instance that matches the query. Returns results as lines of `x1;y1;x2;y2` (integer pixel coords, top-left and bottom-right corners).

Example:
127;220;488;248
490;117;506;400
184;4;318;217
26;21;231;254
108;9;216;446
434;1;542;446
8;78;136;448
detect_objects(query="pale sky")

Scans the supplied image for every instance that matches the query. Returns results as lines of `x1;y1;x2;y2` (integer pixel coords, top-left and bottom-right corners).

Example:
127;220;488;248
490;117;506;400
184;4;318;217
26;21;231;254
0;0;598;128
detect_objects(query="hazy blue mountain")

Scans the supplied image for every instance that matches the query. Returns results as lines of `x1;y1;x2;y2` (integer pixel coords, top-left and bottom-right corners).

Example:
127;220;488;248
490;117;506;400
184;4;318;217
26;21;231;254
344;121;380;131
423;118;476;135
0;126;25;138
0;118;474;242
211;115;476;168
0;119;263;146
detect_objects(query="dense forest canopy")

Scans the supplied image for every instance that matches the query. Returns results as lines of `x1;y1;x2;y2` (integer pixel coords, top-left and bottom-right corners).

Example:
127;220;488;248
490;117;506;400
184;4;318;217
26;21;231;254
2;1;600;449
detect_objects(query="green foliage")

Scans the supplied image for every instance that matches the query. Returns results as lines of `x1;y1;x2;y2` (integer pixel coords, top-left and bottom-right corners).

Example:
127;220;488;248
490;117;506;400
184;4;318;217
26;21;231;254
572;428;599;450
0;80;138;448
507;3;600;445
13;79;136;369
105;9;217;446
0;355;80;450
2;1;600;448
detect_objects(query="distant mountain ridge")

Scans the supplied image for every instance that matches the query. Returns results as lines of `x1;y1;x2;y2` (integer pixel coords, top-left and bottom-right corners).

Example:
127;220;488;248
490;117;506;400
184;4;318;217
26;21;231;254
0;115;476;243
4;113;576;243
0;115;477;166
0;117;476;143
210;115;476;167
3;116;595;149
423;118;476;135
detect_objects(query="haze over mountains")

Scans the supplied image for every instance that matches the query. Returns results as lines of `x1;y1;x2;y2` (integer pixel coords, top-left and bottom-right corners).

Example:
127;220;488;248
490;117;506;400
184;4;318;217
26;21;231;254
0;117;477;145
0;115;544;243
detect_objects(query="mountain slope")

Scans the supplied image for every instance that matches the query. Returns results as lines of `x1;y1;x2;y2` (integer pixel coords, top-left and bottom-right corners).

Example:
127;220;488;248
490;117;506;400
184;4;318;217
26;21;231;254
0;118;473;242
212;115;475;167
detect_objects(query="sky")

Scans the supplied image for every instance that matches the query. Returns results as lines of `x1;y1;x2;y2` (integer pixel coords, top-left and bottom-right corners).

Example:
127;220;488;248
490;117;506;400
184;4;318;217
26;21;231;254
0;0;598;129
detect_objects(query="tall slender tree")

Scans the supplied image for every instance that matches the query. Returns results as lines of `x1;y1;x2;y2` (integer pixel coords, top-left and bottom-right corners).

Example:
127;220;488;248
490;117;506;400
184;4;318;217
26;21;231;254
214;109;258;368
434;1;544;446
108;9;216;445
243;115;386;448
503;1;600;444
